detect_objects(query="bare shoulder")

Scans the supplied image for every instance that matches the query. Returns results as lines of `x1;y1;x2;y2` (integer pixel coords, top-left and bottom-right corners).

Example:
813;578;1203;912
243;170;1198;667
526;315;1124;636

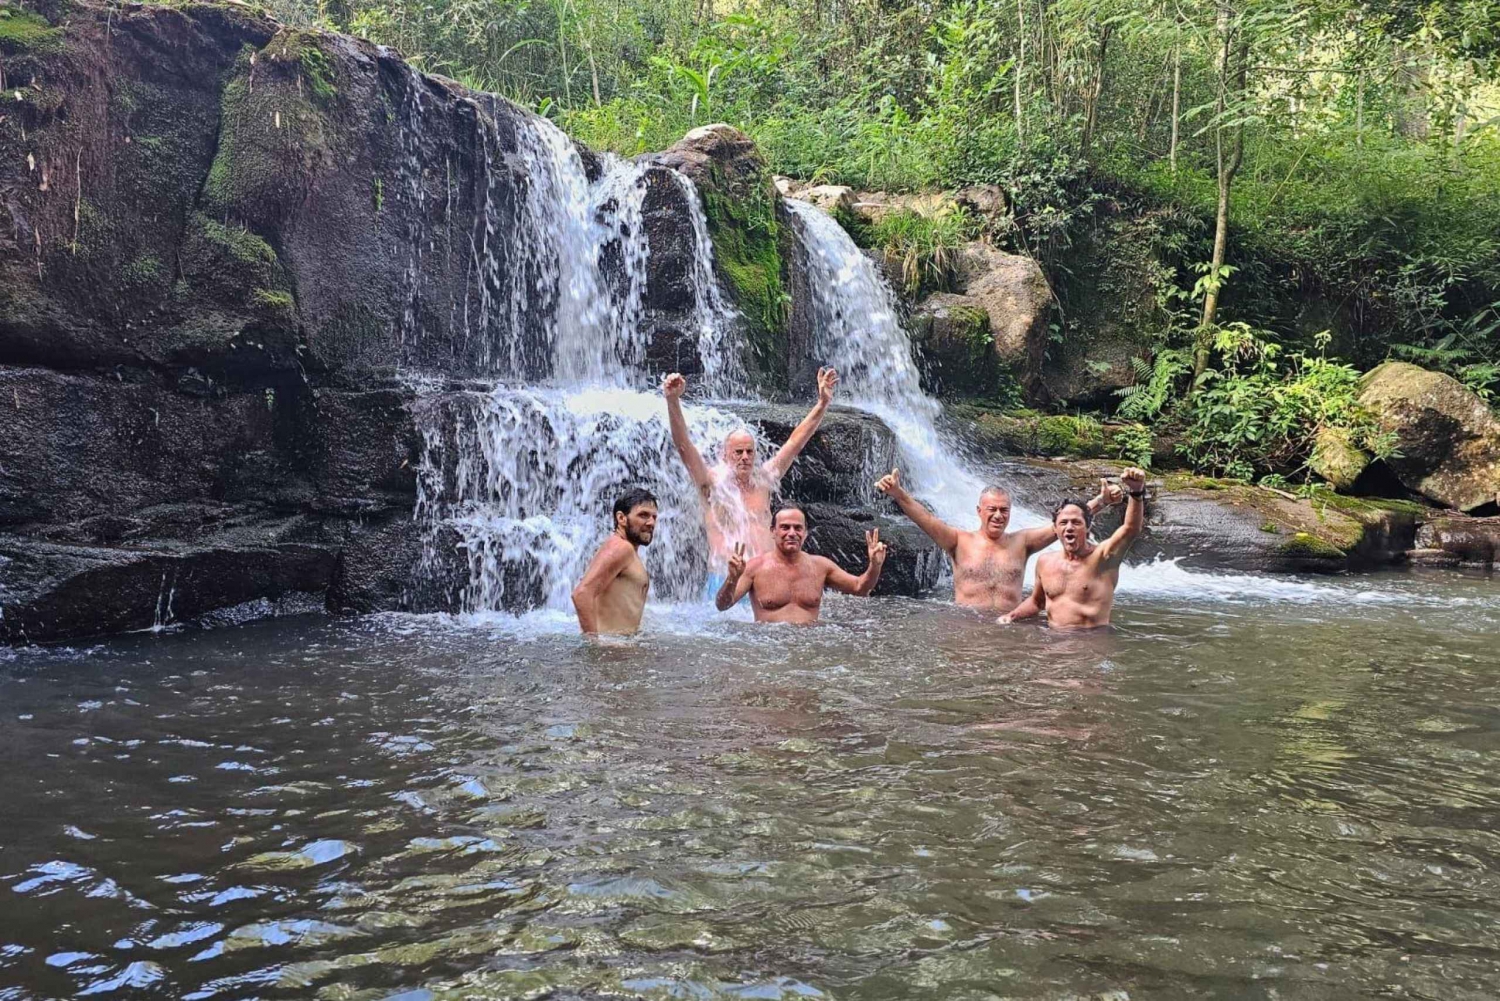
809;554;841;575
1034;550;1061;572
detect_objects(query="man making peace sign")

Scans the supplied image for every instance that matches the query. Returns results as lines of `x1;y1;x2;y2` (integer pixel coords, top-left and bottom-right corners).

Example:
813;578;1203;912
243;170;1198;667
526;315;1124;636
715;507;888;624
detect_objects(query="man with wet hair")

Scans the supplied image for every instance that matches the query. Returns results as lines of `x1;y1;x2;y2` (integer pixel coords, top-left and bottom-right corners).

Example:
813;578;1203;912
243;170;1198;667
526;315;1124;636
715;506;887;624
664;368;840;563
572;488;659;635
874;469;1122;614
1000;467;1148;629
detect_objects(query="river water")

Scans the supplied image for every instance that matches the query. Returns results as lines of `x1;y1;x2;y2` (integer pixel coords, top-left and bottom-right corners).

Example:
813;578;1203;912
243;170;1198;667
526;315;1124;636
3;567;1499;1000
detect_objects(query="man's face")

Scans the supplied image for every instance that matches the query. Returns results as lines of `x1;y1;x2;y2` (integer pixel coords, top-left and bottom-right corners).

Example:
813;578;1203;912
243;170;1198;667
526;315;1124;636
1054;504;1089;554
723;432;757;478
773;511;807;554
618;503;658;546
977;491;1011;538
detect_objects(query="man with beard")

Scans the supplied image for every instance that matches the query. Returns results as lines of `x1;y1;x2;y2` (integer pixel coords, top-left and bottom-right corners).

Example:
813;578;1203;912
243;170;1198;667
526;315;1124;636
999;467;1148;629
715;507;887;624
572;488;659;635
663;367;839;565
874;470;1122;615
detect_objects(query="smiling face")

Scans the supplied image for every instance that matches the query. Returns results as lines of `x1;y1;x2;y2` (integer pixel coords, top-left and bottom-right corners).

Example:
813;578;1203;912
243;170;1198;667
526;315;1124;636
722;431;758;481
1053;503;1090;555
772;508;807;555
977;489;1011;539
617;502;659;546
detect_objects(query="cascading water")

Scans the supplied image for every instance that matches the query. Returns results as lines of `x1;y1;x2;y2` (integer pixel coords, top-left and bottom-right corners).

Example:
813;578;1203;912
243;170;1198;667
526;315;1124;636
411;111;754;612
785;200;1043;529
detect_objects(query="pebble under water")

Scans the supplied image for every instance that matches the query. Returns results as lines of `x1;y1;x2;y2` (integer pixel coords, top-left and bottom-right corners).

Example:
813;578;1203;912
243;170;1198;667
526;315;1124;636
3;570;1500;1000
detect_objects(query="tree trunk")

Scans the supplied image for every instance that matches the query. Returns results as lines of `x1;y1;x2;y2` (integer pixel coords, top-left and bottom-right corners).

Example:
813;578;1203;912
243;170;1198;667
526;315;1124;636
1015;0;1026;142
1192;11;1246;386
1080;25;1113;157
1169;41;1182;170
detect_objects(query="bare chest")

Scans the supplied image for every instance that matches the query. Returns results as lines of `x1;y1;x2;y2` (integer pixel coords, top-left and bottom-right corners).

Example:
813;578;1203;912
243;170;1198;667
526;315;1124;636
752;562;826;611
953;536;1024;590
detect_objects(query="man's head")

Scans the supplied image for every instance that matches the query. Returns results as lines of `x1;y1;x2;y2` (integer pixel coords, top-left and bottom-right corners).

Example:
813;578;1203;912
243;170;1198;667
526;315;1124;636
1051;498;1093;555
771;506;808;555
721;428;758;481
613;488;658;546
977;486;1011;539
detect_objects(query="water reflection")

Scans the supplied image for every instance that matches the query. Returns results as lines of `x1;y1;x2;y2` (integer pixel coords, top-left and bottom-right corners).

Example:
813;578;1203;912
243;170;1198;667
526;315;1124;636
2;571;1499;999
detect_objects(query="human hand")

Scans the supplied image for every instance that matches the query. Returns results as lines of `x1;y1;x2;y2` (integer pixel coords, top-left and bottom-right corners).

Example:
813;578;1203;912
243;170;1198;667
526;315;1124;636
997;613;1014;625
1099;477;1124;506
866;529;888;567
663;372;687;401
1120;467;1147;496
726;541;746;580
875;467;904;497
817;366;839;406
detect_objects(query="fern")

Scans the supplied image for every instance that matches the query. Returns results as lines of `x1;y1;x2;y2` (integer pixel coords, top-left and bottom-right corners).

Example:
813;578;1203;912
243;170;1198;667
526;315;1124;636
1115;348;1192;422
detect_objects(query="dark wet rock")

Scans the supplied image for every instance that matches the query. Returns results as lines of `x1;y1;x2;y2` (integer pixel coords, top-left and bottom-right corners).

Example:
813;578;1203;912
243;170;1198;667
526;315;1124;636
801;503;945;597
1005;460;1423;573
1359;362;1500;512
650;124;787;393
0;526;336;644
633;166;705;377
1413;514;1500;567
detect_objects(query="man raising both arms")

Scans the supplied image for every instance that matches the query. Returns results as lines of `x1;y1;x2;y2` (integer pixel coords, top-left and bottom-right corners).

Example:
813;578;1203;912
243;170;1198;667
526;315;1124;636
874;470;1121;615
716;507;887;624
664;367;839;562
572;488;658;635
1000;467;1148;629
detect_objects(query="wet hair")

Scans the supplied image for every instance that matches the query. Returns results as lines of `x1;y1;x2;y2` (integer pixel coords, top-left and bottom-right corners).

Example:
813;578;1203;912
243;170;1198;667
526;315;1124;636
613;488;658;523
1051;498;1093;527
979;485;1010;503
771;506;807;528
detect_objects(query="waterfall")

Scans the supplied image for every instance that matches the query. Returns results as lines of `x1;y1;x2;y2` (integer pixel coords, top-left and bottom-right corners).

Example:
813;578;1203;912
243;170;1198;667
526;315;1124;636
410;112;752;612
784;200;1043;529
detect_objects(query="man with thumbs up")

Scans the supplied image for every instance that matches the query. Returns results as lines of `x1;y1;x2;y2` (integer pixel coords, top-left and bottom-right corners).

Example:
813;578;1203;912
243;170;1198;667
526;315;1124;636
715;507;887;624
874;470;1121;616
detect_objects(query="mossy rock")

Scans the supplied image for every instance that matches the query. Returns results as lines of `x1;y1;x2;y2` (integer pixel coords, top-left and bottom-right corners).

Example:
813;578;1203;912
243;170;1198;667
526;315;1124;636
0;9;63;53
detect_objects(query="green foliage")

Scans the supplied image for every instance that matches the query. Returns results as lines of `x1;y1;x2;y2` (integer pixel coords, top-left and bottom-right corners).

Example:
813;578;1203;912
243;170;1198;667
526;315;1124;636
1177;325;1397;481
1116;348;1193;422
0;8;61;52
850;208;978;296
1111;423;1155;468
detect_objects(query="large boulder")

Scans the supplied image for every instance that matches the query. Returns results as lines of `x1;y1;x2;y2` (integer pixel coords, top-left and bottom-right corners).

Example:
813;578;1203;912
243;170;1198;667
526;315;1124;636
651;125;788;391
952;243;1052;390
1358;362;1500;511
1309;426;1371;491
1045;210;1173;407
908;292;999;398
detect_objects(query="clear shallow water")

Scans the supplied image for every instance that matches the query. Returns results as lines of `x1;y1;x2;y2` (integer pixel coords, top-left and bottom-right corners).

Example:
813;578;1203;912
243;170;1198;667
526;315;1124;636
3;571;1500;1000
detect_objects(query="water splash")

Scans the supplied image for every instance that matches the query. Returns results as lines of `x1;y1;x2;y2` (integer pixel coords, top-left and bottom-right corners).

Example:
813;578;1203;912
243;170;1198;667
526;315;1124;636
414;387;746;612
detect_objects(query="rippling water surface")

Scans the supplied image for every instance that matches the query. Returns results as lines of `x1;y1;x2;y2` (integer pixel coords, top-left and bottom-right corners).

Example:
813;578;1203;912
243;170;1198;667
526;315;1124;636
3;569;1499;1000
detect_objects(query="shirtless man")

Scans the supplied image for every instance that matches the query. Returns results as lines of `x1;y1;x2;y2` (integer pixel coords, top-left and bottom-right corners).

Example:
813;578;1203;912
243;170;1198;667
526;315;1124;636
999;467;1148;629
874;469;1122;614
664;367;839;563
715;507;887;624
571;488;658;635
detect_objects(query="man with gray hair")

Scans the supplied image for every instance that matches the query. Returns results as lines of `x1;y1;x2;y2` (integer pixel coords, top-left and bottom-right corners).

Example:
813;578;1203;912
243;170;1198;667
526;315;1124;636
875;469;1121;615
663;367;839;563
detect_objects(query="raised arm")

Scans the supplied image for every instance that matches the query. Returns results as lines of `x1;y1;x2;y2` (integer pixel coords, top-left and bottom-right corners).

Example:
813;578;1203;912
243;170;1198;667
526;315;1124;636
715;543;755;611
822;530;888;596
874;468;960;554
764;367;838;481
663;373;713;495
1015;478;1124;556
571;538;632;634
1096;468;1147;567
